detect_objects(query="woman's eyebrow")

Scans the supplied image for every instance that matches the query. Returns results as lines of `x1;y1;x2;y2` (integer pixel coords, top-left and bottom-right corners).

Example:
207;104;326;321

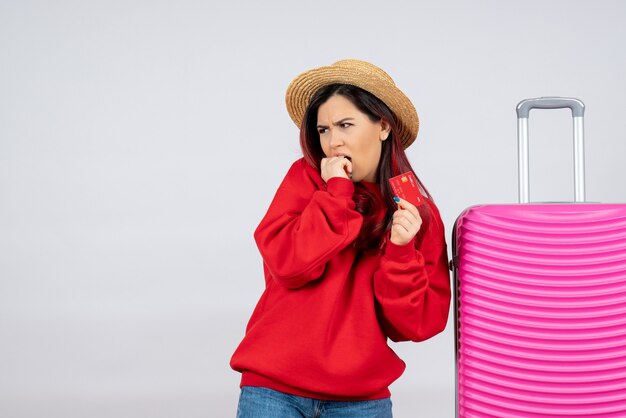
333;117;355;126
317;117;355;129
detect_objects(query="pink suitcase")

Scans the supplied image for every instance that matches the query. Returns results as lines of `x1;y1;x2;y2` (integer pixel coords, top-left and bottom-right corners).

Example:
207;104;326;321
452;98;626;417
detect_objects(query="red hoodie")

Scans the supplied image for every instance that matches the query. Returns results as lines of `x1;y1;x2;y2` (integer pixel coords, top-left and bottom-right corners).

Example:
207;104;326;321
230;158;451;400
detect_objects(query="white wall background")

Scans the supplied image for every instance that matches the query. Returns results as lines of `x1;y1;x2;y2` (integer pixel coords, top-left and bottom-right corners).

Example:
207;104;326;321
1;1;626;417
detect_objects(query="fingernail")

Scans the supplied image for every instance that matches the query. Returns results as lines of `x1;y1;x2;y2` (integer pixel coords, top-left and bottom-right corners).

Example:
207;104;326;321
393;197;400;202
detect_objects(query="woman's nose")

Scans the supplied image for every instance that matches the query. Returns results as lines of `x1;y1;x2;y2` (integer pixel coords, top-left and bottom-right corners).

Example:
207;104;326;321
328;131;344;147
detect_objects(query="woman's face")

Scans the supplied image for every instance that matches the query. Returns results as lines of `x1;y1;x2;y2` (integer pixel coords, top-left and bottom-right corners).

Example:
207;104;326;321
317;94;390;183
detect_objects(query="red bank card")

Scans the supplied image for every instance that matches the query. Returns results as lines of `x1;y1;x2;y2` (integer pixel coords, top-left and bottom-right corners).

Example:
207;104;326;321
389;171;425;207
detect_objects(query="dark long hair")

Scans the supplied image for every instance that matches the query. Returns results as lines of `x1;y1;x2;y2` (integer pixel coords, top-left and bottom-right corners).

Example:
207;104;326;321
300;83;433;253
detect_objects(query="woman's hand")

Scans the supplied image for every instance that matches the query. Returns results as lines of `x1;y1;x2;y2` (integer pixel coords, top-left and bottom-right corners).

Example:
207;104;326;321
320;156;352;182
390;197;422;246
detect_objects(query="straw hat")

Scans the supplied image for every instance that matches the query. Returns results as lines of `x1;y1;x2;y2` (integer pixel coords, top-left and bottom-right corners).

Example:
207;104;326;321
285;59;419;149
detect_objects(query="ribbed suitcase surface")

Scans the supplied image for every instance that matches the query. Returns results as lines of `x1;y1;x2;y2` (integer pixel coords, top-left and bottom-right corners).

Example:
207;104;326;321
455;203;626;417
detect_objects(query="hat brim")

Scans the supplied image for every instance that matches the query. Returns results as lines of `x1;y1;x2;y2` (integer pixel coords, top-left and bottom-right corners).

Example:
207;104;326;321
285;60;419;149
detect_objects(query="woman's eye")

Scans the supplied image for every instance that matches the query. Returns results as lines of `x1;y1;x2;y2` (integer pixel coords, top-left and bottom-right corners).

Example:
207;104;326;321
317;128;327;134
340;123;352;128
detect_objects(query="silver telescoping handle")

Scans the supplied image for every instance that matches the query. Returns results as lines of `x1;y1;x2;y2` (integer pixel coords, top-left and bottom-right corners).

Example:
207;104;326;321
515;97;586;204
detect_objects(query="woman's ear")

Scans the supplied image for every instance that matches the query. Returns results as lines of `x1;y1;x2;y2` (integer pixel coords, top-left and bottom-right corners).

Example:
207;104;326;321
380;120;391;141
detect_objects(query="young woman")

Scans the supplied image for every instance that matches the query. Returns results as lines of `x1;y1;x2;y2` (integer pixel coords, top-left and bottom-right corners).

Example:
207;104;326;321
231;59;451;417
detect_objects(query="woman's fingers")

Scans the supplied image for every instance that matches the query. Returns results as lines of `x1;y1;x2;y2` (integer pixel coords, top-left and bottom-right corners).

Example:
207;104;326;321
394;197;419;218
320;156;352;182
392;213;415;231
390;197;423;246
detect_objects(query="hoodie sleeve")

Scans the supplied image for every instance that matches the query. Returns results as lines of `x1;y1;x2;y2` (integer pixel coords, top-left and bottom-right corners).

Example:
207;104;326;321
373;199;451;342
254;159;363;290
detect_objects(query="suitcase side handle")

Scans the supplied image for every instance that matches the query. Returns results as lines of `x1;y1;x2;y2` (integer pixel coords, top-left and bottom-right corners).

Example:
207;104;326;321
515;97;586;204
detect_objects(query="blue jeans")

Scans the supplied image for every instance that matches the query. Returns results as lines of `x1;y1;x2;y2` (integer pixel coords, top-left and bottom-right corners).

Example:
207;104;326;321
236;386;393;418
